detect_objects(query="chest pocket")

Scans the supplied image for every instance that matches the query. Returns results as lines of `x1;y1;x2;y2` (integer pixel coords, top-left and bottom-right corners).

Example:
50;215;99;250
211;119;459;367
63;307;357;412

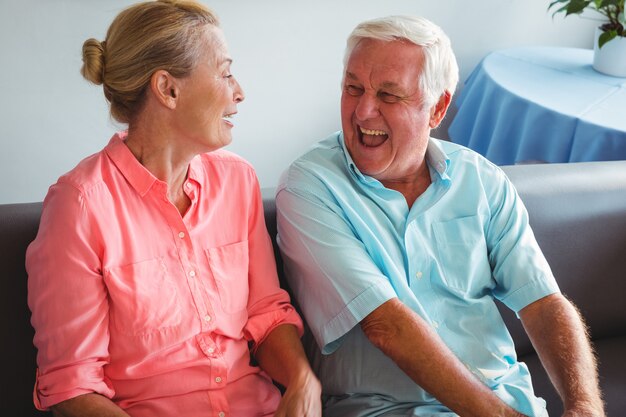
432;215;492;297
206;240;250;314
105;257;182;336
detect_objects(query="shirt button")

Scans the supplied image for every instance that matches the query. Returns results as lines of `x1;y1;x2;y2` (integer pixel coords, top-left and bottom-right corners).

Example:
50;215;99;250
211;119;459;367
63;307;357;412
178;231;185;238
218;412;225;417
416;271;423;279
185;182;192;188
189;270;196;277
215;376;222;383
204;315;212;322
207;347;215;354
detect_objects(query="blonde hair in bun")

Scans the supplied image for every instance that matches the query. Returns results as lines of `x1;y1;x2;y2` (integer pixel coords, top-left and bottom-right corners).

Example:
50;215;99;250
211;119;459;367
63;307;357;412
81;39;106;85
80;0;219;124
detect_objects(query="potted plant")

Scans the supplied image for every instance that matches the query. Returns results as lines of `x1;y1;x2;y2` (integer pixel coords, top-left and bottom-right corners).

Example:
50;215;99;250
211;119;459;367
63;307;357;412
549;0;626;76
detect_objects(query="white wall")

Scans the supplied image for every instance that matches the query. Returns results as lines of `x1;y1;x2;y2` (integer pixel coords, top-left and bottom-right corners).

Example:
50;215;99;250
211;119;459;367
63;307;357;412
0;0;599;203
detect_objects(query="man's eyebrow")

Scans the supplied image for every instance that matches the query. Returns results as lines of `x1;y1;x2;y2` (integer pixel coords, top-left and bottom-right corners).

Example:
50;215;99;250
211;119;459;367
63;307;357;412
380;81;402;91
344;73;407;94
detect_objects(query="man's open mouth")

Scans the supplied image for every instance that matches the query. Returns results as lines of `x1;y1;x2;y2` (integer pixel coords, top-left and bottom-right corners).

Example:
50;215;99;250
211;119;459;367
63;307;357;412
359;126;388;147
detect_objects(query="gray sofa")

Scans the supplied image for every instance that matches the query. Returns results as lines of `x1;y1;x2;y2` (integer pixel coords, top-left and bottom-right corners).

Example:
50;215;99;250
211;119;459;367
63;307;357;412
2;161;625;416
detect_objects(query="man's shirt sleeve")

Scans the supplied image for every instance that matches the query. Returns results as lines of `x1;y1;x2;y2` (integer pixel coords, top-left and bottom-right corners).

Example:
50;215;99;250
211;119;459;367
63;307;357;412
484;166;560;313
276;179;397;354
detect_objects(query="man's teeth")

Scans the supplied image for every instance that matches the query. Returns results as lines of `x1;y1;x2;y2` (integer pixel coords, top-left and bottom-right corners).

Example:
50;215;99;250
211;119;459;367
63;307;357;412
360;127;386;136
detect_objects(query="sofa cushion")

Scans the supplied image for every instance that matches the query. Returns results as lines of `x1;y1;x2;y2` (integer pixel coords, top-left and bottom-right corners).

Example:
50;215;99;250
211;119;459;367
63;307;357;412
0;202;45;416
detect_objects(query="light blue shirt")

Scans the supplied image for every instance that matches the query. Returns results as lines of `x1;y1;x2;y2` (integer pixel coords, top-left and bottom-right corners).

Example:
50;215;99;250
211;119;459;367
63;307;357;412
276;132;559;417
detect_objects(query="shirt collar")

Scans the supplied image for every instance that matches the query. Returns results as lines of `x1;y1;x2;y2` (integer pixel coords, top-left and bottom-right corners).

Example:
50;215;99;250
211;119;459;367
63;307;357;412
338;132;451;187
425;138;451;183
338;132;382;187
186;155;203;189
105;131;158;197
104;131;204;197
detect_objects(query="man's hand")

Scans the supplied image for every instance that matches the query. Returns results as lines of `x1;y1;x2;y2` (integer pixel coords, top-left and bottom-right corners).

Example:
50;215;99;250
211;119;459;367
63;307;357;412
520;294;605;417
562;406;605;417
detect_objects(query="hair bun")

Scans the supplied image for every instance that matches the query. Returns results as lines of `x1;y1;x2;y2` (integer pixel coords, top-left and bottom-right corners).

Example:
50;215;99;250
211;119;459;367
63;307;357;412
81;38;106;85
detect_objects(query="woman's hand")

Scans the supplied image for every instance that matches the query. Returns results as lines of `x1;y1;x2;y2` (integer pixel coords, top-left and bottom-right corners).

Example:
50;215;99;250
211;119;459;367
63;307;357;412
254;324;322;417
273;369;322;417
50;393;131;417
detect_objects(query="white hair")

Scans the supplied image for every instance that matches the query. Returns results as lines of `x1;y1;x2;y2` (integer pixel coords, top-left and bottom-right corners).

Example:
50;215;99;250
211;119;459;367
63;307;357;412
344;15;459;109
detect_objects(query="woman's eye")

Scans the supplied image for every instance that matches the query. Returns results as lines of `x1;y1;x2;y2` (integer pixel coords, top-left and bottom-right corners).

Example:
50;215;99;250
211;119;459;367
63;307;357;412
345;85;364;96
224;74;233;79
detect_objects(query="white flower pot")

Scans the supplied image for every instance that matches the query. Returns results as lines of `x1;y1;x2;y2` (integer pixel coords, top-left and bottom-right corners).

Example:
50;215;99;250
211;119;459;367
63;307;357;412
592;27;626;77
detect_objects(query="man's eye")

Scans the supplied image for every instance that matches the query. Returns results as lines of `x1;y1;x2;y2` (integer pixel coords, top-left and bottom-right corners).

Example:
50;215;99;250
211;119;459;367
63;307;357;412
224;74;233;79
379;92;401;103
345;85;364;96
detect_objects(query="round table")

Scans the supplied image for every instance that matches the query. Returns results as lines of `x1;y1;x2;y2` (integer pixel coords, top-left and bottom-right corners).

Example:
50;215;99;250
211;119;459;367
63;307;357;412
449;46;626;164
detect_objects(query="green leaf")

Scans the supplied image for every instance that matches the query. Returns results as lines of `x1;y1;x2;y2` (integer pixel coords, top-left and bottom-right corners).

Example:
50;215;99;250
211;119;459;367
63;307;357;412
600;0;622;7
548;0;572;12
548;0;569;6
551;3;571;18
598;29;618;47
566;0;592;15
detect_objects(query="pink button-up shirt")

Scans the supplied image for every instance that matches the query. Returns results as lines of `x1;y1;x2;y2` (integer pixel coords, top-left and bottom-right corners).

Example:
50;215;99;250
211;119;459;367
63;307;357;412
26;132;302;416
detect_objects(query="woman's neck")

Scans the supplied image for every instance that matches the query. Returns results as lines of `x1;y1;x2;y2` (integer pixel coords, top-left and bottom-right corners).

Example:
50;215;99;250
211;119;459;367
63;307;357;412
125;123;194;215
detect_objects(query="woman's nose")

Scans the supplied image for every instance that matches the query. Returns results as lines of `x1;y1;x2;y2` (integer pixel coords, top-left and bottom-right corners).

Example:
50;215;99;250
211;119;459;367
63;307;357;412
233;78;244;103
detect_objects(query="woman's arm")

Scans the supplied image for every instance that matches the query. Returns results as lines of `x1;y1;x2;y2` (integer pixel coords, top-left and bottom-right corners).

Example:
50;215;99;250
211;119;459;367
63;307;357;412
27;184;115;409
255;324;322;417
51;393;130;417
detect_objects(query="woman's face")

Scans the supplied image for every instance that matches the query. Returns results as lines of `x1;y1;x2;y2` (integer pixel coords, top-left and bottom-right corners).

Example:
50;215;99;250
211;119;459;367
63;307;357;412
172;27;245;152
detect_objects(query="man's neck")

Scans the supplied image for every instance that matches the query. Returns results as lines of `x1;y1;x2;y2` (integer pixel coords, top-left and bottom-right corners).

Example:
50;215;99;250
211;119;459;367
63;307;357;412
381;164;431;209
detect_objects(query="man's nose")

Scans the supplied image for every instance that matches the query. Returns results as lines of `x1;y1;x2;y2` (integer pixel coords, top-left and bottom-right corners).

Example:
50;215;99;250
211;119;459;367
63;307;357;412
354;94;379;120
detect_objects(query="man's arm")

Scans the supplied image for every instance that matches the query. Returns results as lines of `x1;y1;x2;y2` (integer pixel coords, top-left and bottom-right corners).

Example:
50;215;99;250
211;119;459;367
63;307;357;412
50;393;130;417
361;298;527;417
519;293;605;417
255;324;322;417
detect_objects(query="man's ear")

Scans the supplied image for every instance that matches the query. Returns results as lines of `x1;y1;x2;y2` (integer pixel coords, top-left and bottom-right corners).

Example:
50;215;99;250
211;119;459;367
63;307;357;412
429;91;452;128
150;70;179;109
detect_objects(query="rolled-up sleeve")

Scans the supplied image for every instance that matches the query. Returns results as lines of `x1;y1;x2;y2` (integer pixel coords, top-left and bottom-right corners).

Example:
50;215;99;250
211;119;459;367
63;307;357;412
26;183;114;409
243;176;303;352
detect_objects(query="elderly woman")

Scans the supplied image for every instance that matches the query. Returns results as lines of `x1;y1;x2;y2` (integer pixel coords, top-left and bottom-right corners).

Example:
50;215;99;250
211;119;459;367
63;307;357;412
26;1;321;416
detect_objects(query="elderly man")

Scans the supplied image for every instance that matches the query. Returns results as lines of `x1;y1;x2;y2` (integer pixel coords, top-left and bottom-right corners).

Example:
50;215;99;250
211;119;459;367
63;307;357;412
276;15;605;417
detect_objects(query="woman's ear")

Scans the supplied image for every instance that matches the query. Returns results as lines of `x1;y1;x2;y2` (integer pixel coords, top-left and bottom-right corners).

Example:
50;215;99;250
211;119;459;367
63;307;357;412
429;91;452;128
150;70;179;109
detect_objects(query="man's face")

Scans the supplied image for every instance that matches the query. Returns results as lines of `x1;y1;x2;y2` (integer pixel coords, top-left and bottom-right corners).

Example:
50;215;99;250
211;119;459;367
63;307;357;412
341;38;441;186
